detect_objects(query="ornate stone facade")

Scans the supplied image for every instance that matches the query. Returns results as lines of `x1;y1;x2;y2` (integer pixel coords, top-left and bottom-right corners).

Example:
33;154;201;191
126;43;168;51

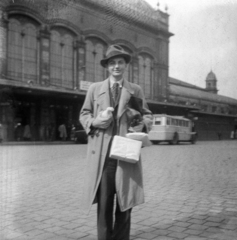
0;0;172;141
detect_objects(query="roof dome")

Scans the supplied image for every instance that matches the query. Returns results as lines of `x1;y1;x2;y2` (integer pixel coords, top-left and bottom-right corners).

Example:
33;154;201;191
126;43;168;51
206;70;217;81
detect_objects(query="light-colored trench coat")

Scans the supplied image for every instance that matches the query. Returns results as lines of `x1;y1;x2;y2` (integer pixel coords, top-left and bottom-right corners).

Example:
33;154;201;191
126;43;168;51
79;78;152;214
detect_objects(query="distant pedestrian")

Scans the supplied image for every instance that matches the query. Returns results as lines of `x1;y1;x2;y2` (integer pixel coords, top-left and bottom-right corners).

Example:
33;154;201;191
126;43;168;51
15;122;22;141
23;124;31;141
58;124;67;141
230;131;234;139
0;123;3;143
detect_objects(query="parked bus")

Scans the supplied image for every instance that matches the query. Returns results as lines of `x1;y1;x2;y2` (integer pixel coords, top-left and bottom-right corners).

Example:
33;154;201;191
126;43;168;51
148;114;197;144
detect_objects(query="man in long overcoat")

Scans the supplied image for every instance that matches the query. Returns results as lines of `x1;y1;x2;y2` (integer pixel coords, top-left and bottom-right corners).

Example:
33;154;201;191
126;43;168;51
80;45;152;240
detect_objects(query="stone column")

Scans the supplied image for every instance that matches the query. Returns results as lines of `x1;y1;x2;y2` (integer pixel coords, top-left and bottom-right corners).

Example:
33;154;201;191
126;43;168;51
77;38;85;90
0;10;8;78
153;62;159;101
39;25;50;86
131;56;138;84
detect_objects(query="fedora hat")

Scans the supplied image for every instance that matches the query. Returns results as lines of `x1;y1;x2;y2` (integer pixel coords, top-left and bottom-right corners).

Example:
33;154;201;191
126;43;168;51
100;45;131;68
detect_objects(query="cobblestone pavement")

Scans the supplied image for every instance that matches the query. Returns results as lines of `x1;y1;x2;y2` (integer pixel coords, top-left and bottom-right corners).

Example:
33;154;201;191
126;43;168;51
1;141;237;240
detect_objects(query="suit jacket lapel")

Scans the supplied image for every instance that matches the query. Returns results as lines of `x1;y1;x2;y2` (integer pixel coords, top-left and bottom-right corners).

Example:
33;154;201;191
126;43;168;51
96;78;135;119
97;78;111;111
117;79;134;119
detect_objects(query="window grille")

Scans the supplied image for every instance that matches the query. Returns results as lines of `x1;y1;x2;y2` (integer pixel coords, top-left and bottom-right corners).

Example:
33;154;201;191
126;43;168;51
50;30;74;89
7;18;38;82
85;39;106;82
138;55;153;99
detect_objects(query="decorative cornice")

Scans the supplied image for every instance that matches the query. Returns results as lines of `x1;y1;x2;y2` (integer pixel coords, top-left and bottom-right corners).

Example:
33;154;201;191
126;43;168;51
83;30;110;45
79;0;173;37
6;4;45;25
48;19;81;37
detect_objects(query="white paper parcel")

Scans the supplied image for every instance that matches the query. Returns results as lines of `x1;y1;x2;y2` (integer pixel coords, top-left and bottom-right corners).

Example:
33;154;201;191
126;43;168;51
109;135;142;163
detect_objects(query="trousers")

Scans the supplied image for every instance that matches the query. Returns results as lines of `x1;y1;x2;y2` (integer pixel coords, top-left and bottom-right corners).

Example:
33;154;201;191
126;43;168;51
97;157;132;240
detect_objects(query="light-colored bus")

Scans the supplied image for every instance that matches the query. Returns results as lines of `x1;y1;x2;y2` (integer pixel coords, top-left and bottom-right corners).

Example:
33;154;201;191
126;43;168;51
148;114;197;144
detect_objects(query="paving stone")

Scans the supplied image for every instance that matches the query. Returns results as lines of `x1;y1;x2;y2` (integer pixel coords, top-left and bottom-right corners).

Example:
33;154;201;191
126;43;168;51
205;227;223;234
52;228;76;236
205;216;224;223
188;224;208;231
173;221;192;228
150;229;171;236
1;231;24;240
43;226;62;233
188;219;206;225
67;231;89;239
137;232;158;239
154;237;176;240
203;221;221;227
136;219;157;226
167;226;186;232
184;237;208;240
168;231;188;239
77;235;96;240
184;229;204;236
156;224;173;230
38;235;68;240
60;223;81;230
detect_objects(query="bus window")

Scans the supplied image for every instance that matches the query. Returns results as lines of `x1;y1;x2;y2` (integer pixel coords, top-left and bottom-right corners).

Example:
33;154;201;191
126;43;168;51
154;117;161;125
178;120;182;126
171;118;175;125
184;121;188;127
167;118;171;125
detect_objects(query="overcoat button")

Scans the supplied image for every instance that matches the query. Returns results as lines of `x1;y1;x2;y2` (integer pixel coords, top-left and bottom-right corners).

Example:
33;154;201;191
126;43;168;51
92;150;95;154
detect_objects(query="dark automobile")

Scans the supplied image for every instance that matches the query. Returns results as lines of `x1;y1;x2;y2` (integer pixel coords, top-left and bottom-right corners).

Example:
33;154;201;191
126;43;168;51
73;123;88;144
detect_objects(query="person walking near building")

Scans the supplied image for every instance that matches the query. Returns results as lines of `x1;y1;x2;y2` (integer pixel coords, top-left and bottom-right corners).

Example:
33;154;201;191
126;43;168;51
23;124;31;141
80;45;153;240
0;123;3;143
58;123;67;141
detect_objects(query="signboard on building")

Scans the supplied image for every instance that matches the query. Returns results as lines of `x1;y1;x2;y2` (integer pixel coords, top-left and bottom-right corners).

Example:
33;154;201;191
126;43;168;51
80;81;93;91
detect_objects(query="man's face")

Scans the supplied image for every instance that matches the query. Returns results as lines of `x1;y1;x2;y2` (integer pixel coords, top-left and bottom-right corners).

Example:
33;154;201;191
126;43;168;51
107;57;127;80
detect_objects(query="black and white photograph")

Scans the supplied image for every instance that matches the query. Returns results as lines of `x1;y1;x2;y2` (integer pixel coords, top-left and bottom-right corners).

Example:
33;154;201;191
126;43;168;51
1;0;237;239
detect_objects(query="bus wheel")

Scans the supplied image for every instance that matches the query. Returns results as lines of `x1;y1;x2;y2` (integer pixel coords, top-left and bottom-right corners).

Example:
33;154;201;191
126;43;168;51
152;141;159;145
171;133;179;145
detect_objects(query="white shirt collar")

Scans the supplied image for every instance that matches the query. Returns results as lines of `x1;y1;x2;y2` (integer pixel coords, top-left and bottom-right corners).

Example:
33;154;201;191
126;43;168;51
109;78;123;88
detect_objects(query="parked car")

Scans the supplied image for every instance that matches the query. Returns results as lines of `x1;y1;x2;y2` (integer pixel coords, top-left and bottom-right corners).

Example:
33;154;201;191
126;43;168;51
74;123;88;144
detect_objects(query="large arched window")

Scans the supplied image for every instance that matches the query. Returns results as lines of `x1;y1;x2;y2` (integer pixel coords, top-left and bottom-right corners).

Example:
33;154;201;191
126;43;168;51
138;54;154;99
7;17;38;82
85;38;106;82
123;63;133;82
138;56;144;86
50;28;75;89
24;23;38;81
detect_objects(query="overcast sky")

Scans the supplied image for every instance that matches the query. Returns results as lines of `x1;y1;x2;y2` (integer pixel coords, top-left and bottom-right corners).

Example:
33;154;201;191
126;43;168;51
145;0;237;99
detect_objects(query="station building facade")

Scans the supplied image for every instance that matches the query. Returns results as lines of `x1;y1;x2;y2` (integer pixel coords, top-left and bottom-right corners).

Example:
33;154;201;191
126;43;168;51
168;73;237;140
0;0;236;142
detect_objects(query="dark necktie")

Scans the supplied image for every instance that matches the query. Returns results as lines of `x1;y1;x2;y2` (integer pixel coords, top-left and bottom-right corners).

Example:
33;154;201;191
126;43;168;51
112;82;119;102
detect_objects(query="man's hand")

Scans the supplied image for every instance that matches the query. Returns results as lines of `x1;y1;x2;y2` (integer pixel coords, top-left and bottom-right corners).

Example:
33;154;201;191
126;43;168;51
92;112;113;129
143;115;153;132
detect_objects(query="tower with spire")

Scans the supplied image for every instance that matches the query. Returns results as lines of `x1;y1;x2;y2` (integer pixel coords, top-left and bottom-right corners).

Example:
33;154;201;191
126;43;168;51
205;70;218;94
